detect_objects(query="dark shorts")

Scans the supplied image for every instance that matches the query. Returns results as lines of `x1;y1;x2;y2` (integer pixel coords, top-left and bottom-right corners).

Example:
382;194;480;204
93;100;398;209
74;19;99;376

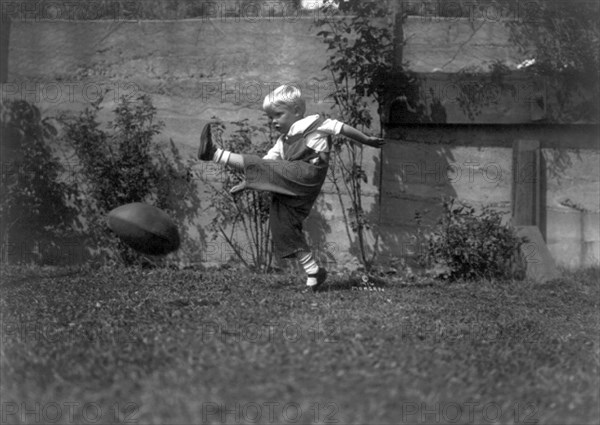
242;155;328;258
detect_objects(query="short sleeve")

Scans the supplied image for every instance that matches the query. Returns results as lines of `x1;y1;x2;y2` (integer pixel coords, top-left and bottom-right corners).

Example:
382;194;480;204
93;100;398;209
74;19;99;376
318;118;344;135
305;118;344;153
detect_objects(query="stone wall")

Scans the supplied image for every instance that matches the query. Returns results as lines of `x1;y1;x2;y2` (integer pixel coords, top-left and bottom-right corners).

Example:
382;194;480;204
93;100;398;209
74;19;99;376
4;16;599;268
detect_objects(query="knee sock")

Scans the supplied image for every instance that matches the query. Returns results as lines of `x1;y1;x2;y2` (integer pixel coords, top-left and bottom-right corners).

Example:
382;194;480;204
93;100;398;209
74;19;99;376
299;252;319;286
214;150;246;171
299;252;319;274
213;148;231;165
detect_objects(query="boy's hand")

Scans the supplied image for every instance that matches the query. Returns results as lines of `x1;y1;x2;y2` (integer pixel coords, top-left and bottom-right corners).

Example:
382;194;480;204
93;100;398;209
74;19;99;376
363;136;385;148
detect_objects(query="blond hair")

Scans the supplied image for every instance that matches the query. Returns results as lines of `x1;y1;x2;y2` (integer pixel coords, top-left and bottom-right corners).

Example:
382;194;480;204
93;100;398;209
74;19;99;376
263;85;306;115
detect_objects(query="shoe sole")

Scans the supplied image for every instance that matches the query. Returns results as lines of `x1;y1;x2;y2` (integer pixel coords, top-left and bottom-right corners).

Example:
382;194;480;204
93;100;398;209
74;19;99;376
198;123;213;161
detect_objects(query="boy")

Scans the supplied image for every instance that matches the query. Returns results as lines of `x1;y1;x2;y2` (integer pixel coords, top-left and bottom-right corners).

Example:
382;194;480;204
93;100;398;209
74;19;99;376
198;85;384;291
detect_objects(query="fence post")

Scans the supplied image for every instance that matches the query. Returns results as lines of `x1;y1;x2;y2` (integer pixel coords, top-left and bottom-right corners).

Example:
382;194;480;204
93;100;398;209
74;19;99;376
512;139;541;230
1;16;9;83
512;139;558;282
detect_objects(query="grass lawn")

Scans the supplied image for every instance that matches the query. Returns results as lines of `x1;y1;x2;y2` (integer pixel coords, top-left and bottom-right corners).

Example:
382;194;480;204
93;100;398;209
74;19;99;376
1;266;598;424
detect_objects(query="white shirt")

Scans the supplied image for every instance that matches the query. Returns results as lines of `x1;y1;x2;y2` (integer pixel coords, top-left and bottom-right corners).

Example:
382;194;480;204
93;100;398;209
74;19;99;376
263;115;344;161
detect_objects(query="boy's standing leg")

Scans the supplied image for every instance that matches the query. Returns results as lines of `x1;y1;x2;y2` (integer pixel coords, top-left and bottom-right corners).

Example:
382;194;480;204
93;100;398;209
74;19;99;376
270;194;327;291
298;250;327;290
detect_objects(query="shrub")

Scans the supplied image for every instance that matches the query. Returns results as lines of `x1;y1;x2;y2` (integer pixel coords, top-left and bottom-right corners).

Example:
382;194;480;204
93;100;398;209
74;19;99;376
60;94;198;264
0;100;80;264
417;198;526;281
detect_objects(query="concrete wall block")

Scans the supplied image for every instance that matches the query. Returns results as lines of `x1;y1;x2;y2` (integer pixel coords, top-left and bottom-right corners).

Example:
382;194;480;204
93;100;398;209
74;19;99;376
543;149;600;212
582;242;600;267
547;242;583;268
583;213;600;242
546;209;582;243
544;209;598;267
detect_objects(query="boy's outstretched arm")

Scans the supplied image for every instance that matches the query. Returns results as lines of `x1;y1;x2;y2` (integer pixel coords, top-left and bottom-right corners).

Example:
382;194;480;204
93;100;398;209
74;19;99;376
340;124;385;148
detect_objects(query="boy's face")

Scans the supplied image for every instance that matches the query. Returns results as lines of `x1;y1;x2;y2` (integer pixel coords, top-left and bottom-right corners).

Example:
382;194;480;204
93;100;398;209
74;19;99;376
265;104;302;135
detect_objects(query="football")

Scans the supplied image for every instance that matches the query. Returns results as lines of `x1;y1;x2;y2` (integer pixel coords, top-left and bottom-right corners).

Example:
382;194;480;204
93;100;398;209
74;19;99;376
107;203;180;255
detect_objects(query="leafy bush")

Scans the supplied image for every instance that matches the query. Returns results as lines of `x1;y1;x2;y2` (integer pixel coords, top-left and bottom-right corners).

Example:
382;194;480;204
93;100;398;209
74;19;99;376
60;95;198;264
204;118;274;272
417;198;526;281
0;100;80;264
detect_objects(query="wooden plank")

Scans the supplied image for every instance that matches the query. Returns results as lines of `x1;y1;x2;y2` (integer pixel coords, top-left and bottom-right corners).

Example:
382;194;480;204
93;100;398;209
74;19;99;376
0;16;8;84
512;139;541;230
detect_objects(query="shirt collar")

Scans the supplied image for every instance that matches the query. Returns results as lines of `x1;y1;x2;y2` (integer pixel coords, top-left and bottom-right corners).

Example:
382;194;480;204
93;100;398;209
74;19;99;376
286;114;320;137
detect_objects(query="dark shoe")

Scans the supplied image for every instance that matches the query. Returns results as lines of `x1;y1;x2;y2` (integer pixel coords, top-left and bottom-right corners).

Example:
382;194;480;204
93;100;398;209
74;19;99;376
198;123;218;161
308;268;328;292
